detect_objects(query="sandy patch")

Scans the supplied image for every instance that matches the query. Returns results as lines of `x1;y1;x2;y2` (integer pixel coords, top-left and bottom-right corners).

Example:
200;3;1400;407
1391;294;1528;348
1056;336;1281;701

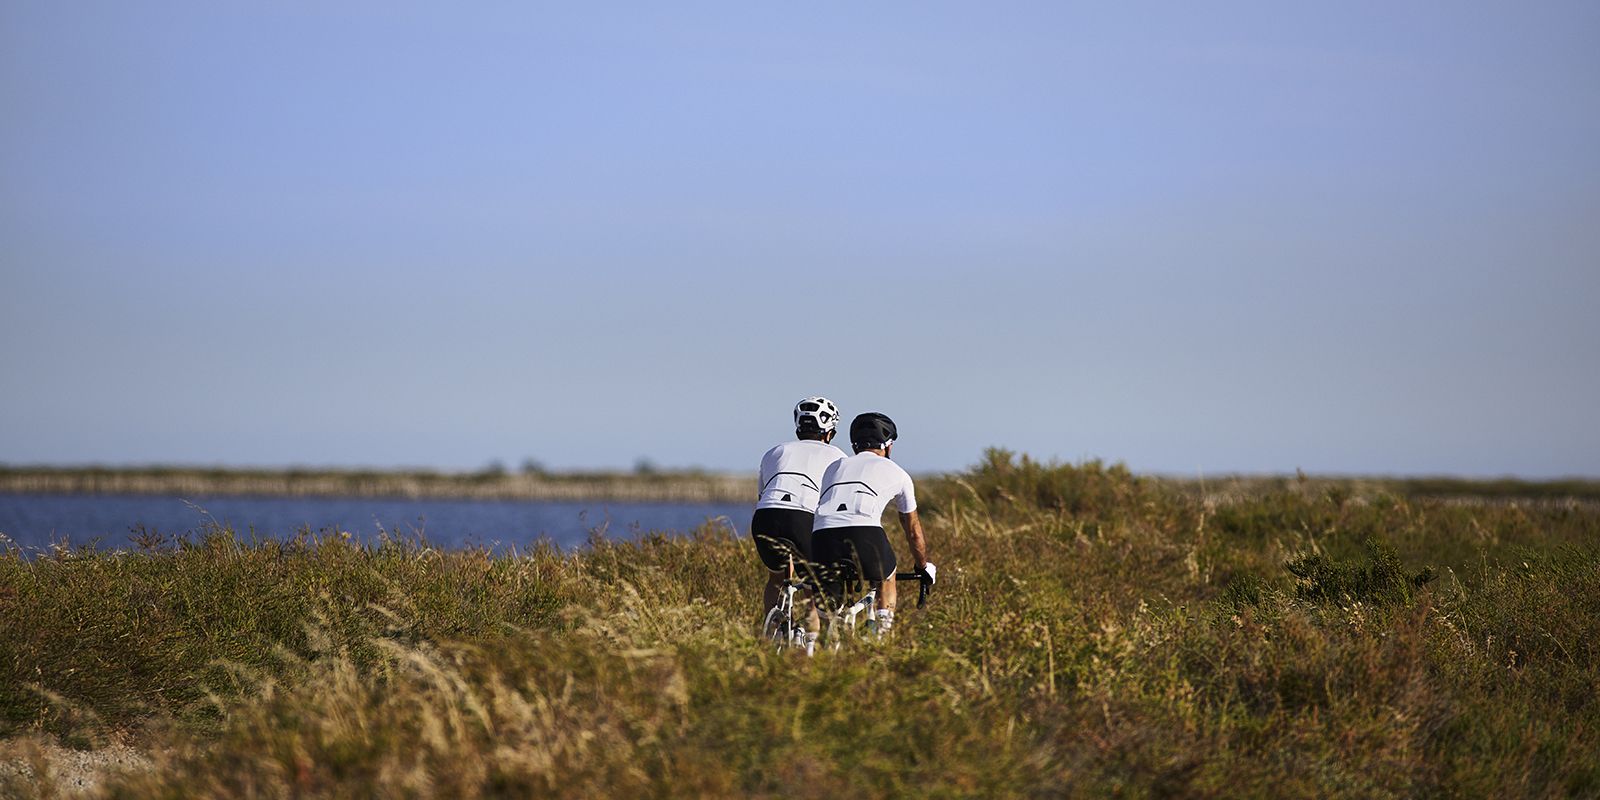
0;739;154;797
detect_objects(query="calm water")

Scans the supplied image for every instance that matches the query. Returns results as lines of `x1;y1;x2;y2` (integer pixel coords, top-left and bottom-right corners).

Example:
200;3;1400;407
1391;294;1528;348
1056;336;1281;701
0;493;752;553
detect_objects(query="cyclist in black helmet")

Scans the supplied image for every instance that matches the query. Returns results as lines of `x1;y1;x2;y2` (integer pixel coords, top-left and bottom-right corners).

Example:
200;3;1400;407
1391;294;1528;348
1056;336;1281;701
752;397;847;640
812;412;936;633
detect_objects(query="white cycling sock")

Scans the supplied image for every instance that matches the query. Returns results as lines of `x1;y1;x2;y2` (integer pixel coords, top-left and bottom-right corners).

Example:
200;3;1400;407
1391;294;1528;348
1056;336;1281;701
875;609;894;631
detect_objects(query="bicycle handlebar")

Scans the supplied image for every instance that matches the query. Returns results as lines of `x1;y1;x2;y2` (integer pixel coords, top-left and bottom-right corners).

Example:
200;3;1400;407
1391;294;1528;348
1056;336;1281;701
894;570;934;608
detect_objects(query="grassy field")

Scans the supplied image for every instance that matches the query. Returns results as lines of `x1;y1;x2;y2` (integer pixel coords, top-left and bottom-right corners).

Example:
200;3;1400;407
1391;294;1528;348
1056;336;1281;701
2;450;1597;798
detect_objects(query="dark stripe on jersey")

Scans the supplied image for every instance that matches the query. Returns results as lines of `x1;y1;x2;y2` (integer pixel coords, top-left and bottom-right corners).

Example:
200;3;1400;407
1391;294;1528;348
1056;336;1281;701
762;471;820;491
820;480;879;497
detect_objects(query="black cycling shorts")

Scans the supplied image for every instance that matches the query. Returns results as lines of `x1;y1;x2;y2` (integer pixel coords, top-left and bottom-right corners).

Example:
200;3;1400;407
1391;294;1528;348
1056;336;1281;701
813;525;898;584
750;508;814;572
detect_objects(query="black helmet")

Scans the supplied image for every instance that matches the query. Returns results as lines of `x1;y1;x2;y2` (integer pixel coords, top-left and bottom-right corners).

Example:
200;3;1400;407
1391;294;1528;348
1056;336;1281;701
849;412;898;451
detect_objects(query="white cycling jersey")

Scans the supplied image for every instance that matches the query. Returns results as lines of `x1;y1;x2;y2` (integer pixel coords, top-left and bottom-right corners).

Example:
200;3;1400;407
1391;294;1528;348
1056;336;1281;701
812;452;917;530
755;439;848;512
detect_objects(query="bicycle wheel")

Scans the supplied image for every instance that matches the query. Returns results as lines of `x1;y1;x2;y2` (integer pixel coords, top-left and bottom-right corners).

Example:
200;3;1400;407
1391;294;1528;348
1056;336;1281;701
761;604;792;651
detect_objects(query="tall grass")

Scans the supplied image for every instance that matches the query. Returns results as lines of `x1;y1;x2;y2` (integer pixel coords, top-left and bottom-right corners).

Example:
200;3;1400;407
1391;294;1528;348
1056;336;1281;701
2;450;1597;797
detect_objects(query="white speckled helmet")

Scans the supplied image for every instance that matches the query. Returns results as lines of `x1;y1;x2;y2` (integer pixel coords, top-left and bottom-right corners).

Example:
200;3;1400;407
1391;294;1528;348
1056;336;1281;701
793;396;840;436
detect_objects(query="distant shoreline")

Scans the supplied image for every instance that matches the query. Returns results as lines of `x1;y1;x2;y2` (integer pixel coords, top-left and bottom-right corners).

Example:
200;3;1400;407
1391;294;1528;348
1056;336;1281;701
4;465;1599;506
0;466;754;504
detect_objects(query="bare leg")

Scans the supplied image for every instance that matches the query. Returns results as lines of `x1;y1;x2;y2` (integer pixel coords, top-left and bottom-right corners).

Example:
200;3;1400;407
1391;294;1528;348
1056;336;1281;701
764;570;785;617
878;575;896;613
800;589;820;633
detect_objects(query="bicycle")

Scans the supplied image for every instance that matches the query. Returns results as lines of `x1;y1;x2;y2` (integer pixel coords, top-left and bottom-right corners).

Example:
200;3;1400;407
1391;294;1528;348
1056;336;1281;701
822;566;933;649
759;548;821;655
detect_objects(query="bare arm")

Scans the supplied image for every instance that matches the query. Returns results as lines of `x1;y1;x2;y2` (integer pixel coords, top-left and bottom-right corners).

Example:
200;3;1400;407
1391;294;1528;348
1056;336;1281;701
898;510;928;570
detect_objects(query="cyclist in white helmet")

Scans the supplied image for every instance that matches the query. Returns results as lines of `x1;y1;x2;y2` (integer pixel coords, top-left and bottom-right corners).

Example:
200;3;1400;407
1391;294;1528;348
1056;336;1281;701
752;396;847;637
812;411;936;633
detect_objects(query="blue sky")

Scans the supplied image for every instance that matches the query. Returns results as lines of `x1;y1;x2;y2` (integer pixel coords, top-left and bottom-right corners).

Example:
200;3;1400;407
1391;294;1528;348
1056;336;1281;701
3;2;1597;477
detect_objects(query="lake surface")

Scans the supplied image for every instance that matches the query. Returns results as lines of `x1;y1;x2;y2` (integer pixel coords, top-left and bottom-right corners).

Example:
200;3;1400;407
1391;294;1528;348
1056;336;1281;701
0;493;753;553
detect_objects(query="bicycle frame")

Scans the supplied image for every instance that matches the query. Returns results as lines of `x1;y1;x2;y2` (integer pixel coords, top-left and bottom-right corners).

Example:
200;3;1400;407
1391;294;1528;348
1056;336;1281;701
760;551;816;654
825;570;932;645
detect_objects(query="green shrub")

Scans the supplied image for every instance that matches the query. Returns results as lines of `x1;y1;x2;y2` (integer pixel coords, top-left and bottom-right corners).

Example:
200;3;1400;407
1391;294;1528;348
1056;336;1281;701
1286;537;1436;606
